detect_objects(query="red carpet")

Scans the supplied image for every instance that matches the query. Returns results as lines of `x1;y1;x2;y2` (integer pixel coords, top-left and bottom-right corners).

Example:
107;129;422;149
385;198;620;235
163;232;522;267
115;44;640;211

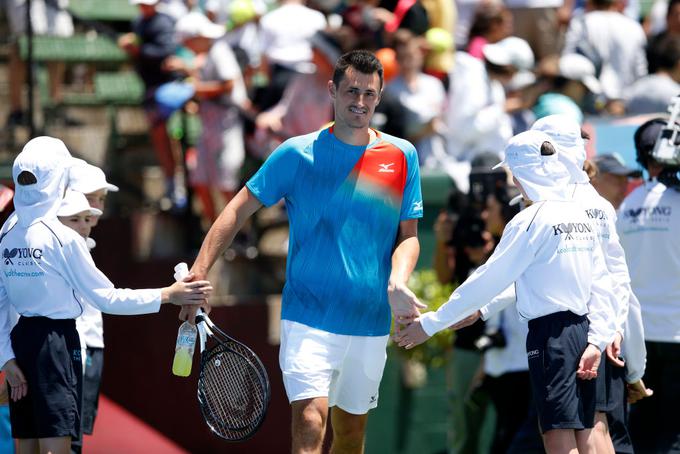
82;395;188;454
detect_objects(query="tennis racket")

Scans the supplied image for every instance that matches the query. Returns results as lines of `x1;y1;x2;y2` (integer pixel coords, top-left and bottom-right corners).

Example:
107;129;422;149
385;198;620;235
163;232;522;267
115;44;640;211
173;263;270;441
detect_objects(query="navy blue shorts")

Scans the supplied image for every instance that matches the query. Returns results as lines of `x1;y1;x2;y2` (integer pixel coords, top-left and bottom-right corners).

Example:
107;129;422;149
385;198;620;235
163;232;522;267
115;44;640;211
596;357;625;413
8;316;82;439
526;311;596;433
81;347;103;435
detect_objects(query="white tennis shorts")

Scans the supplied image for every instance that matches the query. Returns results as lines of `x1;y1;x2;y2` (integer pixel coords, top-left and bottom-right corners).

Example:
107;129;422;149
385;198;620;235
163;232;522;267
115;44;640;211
279;320;389;415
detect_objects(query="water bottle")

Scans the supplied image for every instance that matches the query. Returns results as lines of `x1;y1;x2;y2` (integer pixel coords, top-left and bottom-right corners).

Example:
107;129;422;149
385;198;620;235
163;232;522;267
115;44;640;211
172;321;197;377
171;263;197;377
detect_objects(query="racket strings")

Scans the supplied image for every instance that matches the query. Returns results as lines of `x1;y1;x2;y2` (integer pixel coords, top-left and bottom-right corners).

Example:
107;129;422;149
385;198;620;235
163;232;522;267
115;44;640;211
198;344;268;438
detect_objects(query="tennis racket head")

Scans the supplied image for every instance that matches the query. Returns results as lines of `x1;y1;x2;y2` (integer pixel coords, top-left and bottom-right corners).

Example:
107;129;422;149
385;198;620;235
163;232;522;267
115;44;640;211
196;323;271;441
205;320;271;395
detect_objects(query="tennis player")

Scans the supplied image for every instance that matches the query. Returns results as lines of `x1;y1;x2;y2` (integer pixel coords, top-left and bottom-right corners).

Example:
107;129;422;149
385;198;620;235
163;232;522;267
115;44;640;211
0;136;212;454
394;130;616;454
186;49;423;453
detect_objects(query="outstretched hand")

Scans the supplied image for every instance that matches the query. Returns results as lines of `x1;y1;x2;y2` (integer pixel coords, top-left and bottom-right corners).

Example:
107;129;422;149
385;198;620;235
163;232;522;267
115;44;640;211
392;319;430;349
627;379;653;403
388;281;426;325
577;343;601;380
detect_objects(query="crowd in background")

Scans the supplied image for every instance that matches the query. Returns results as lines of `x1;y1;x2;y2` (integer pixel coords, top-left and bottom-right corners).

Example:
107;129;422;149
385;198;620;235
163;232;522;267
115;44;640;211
5;0;677;225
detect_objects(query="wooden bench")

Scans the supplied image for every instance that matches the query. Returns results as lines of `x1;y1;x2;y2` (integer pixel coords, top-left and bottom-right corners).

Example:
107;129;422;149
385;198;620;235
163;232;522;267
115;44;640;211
68;0;138;22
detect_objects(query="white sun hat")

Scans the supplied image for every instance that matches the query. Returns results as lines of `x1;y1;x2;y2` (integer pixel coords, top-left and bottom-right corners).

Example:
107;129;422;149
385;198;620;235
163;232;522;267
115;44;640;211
175;12;225;42
494;130;571;202
531;114;590;184
58;190;103;217
69;163;119;194
558;54;602;95
482;36;535;71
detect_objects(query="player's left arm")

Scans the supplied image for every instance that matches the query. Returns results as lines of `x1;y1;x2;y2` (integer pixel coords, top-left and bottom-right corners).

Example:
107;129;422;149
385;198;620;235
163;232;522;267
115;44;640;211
388;219;426;322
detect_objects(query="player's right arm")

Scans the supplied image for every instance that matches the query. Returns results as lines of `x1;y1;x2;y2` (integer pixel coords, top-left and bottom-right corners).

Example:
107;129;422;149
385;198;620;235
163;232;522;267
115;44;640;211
191;187;262;281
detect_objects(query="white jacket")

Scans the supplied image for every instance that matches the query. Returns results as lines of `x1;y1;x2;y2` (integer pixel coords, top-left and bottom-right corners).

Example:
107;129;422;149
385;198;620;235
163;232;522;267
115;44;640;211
420;199;616;350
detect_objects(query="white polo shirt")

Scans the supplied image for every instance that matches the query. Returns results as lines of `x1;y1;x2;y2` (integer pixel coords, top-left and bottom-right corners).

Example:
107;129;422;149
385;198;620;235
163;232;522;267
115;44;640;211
420;198;616;351
0;218;161;368
617;179;680;343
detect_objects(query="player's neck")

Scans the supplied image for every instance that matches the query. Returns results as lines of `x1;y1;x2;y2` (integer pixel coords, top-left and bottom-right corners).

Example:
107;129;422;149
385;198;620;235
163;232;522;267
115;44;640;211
332;123;375;147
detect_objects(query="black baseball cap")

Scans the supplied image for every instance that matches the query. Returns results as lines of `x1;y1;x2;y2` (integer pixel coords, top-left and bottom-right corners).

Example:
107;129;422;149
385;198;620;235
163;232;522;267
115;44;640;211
593;154;642;178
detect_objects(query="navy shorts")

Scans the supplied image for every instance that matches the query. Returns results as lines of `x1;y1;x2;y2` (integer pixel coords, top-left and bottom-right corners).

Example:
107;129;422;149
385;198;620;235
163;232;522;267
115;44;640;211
526;311;596;433
9;316;82;439
81;347;103;435
595;357;625;413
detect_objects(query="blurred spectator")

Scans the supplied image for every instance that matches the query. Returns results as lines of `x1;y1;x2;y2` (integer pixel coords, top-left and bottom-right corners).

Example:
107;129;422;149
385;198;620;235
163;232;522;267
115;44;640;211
421;0;457;80
626;36;680;114
4;0;75;127
454;0;484;50
205;0;268;76
445;36;534;164
533;53;602;123
256;0;327;110
647;0;680;73
563;0;647;115
168;12;249;223
118;0;185;210
381;0;431;36
253;30;342;157
590;153;642;208
385;29;447;168
466;2;513;60
505;0;570;62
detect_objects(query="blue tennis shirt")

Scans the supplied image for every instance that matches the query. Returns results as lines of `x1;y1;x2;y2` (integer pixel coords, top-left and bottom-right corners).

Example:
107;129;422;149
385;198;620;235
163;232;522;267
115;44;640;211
246;127;423;336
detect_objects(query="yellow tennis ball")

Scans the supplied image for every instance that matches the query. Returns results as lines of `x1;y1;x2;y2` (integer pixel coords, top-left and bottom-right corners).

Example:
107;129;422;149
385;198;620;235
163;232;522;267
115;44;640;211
230;0;257;26
426;28;453;53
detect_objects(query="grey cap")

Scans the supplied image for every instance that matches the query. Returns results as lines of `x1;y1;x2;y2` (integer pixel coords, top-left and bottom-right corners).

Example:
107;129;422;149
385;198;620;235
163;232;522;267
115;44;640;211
593;154;642;178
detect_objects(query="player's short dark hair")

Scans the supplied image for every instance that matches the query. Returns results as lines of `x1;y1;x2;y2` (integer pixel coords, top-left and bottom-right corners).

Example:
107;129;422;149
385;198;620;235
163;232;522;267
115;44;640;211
654;35;680;70
17;171;37;186
668;0;680;17
540;141;556;156
332;50;384;90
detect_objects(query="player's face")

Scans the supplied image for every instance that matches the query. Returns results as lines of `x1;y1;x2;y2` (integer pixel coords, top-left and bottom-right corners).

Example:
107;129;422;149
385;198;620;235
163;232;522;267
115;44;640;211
330;67;382;131
59;212;93;239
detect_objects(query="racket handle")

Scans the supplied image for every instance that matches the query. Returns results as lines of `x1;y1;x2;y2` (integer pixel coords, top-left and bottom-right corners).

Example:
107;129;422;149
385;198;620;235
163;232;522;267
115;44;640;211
174;262;202;320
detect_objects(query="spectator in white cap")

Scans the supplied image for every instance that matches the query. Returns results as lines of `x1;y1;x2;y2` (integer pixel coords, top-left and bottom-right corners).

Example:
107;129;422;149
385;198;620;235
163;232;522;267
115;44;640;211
163;11;248;224
0;136;212;454
68;163;119;227
394;129;616;454
445;36;535;169
562;0;647;115
533;54;602;124
532;114;650;454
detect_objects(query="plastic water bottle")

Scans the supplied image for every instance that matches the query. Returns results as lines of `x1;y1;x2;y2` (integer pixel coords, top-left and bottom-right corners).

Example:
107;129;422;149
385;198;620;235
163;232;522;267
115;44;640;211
172;263;197;377
172;322;197;377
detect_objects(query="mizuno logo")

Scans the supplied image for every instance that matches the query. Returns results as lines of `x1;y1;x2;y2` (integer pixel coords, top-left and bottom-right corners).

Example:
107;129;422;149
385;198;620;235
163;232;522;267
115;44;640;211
378;163;395;173
412;201;423;212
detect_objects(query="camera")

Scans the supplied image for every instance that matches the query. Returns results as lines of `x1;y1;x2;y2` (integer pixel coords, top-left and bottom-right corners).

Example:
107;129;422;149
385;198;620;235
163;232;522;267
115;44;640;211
650;96;680;188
